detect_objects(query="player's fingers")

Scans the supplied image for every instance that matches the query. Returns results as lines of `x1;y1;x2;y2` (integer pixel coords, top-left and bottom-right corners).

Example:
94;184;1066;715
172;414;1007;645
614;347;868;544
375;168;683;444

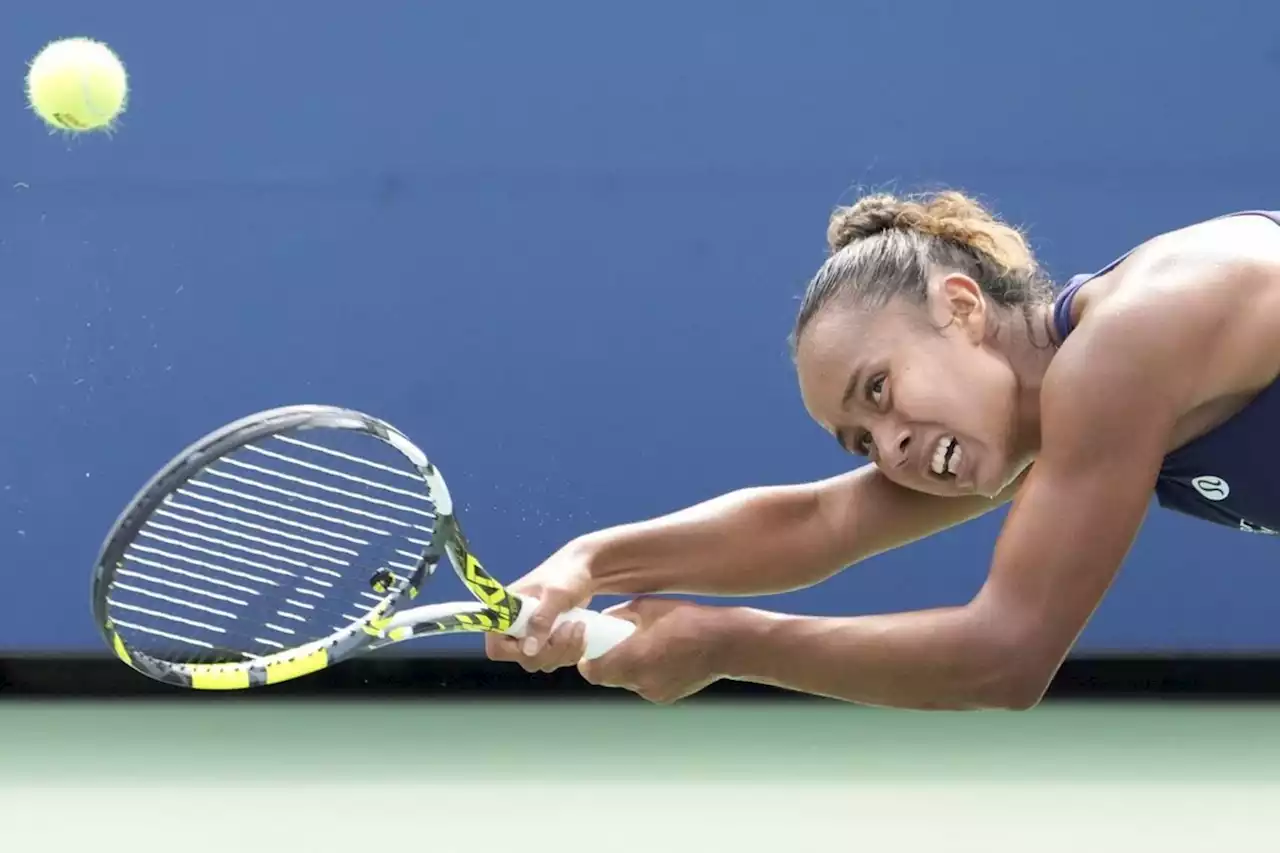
527;623;568;673
577;657;600;684
522;621;584;673
578;644;629;687
484;633;523;662
565;620;588;664
531;621;585;673
578;656;612;686
519;588;577;656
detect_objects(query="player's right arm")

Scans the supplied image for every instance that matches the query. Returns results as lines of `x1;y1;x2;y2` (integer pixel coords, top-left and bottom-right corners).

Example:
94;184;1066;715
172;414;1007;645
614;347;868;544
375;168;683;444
583;465;1021;597
486;465;1023;668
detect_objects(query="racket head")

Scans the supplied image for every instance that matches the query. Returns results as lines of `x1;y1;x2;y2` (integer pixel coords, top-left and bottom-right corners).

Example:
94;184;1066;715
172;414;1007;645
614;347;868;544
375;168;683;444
90;405;453;689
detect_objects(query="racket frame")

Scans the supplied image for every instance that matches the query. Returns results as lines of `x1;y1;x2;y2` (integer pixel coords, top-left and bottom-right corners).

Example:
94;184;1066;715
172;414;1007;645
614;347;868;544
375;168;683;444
90;405;524;690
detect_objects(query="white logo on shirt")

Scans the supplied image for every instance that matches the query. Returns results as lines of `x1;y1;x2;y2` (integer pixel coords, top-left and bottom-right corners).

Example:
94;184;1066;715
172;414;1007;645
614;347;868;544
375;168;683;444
1192;475;1230;501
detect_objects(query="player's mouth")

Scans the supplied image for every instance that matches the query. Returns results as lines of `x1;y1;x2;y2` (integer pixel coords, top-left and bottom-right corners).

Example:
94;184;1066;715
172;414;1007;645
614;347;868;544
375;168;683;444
930;435;961;479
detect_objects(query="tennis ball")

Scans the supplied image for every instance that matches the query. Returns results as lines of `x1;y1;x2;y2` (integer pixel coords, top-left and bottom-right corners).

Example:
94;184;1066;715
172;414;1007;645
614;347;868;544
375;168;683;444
26;37;128;133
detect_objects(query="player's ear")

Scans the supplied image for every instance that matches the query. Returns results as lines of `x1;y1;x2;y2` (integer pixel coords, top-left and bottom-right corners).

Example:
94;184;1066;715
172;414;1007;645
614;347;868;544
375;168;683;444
930;272;986;343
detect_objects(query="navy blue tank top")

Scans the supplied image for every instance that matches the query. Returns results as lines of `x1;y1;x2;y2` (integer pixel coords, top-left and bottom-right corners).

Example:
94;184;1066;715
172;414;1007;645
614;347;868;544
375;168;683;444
1053;210;1280;536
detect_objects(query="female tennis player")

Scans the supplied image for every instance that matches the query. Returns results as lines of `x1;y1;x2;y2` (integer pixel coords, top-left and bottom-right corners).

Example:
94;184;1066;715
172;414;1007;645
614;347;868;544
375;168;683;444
485;191;1280;709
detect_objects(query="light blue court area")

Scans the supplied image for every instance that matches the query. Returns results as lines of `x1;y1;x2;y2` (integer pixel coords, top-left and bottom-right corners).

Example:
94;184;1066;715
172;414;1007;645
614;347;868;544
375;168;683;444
4;699;1279;848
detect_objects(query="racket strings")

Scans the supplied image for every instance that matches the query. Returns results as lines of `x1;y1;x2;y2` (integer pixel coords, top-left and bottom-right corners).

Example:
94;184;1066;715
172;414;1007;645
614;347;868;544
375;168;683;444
106;429;438;664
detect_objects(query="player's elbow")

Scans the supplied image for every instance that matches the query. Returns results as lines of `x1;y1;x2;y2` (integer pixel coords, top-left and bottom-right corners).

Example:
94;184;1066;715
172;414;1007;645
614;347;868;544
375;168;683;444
957;596;1068;710
980;669;1051;711
962;663;1050;711
924;666;1046;711
964;629;1056;711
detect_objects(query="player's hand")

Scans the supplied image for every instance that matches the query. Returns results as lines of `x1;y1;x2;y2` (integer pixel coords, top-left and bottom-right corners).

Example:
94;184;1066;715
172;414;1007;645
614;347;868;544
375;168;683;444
484;538;599;673
577;597;729;704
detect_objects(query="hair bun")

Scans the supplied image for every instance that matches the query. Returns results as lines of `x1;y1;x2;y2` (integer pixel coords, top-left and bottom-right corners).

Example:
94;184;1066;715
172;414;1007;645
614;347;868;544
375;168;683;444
825;194;903;253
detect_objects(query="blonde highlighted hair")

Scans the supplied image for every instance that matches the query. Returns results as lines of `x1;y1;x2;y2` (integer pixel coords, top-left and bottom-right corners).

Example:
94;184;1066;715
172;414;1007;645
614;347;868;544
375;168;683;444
791;190;1051;351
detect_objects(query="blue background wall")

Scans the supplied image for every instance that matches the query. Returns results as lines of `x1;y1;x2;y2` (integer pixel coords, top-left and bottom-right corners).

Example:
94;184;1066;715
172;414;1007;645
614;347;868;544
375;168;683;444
3;1;1278;655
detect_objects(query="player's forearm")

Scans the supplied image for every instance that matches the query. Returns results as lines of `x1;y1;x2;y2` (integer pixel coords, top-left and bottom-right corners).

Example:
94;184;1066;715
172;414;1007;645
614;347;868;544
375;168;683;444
575;468;1018;600
578;485;848;597
713;606;1043;711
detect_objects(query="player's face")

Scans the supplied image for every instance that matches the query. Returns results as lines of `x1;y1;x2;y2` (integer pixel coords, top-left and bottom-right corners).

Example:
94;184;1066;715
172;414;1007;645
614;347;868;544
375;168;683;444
795;277;1027;498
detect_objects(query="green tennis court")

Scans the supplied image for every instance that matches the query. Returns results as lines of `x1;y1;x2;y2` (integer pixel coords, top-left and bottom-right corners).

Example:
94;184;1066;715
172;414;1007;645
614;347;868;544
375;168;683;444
5;699;1279;848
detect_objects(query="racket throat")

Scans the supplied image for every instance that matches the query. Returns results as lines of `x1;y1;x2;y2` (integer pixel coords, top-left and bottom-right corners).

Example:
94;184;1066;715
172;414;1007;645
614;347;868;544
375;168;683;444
381;601;490;632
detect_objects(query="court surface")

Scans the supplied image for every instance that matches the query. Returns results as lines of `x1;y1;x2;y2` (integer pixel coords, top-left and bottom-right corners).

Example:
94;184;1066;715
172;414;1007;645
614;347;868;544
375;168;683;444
4;699;1279;850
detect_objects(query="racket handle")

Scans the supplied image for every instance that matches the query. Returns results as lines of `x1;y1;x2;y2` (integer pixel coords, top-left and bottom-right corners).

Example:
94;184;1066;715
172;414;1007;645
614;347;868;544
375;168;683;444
510;597;636;661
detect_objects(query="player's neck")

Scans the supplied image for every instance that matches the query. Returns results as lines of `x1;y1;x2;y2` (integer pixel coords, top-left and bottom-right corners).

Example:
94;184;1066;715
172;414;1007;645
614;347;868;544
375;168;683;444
990;303;1057;456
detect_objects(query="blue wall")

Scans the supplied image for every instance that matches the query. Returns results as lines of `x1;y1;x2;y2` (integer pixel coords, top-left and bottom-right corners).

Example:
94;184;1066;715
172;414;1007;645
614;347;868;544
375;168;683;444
4;2;1279;655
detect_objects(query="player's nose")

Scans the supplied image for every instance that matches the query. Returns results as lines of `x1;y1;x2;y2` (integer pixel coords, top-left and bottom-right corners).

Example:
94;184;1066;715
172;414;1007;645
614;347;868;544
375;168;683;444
875;424;912;469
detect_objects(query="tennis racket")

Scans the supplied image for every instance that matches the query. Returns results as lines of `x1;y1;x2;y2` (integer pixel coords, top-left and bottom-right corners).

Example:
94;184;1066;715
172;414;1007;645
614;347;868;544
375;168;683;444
90;404;634;690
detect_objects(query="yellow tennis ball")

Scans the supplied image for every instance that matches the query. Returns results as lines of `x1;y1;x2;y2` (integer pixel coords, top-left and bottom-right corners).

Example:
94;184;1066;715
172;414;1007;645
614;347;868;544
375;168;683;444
26;37;128;133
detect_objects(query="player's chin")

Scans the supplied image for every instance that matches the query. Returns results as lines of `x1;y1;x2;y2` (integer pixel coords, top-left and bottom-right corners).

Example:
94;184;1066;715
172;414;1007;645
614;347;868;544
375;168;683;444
882;459;982;498
896;472;968;499
964;455;1019;500
921;473;967;494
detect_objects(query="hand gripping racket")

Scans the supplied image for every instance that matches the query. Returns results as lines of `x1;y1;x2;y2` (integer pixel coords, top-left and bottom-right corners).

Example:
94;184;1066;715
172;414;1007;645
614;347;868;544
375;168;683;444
90;405;634;690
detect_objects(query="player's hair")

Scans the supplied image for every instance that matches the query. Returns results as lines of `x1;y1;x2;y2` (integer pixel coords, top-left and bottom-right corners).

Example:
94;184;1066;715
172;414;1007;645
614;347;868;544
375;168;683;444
790;190;1053;352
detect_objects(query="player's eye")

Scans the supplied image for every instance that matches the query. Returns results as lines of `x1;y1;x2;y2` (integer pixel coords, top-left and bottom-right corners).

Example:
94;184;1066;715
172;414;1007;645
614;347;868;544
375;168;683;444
866;373;886;406
854;430;874;457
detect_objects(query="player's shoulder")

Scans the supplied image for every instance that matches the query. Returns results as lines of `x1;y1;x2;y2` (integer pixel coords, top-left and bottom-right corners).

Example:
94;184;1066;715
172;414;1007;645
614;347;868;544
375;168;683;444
1076;213;1280;333
1051;212;1280;408
1172;210;1280;255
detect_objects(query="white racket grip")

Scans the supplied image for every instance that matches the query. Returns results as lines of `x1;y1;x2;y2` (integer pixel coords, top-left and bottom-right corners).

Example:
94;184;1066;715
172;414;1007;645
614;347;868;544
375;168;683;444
509;595;636;661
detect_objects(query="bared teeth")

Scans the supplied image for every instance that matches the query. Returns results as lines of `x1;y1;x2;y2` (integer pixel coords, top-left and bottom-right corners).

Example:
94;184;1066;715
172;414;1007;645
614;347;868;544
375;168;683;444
932;437;960;477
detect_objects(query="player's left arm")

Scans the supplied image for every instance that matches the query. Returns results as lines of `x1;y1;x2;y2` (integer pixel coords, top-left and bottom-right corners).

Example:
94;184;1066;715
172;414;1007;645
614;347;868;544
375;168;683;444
713;266;1227;710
